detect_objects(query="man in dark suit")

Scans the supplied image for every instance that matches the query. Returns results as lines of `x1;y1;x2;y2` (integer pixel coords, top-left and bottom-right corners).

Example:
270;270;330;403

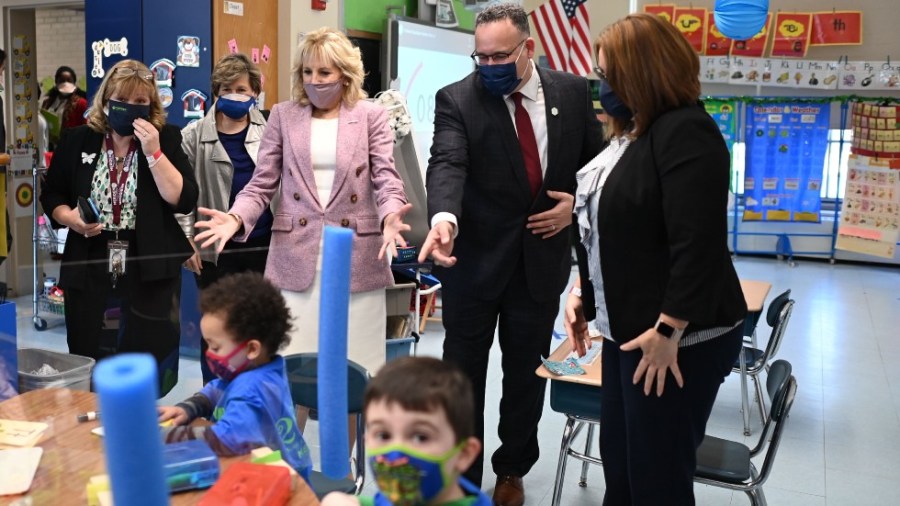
418;4;603;505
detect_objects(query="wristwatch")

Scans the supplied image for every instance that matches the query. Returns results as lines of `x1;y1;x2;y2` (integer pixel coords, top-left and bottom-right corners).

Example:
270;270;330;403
655;320;684;341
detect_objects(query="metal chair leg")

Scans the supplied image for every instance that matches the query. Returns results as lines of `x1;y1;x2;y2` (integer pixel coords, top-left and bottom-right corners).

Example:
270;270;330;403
752;372;767;425
551;418;578;506
739;347;751;435
579;423;595;487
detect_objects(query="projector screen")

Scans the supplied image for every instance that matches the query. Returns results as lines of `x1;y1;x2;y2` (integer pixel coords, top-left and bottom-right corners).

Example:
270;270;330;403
383;16;475;178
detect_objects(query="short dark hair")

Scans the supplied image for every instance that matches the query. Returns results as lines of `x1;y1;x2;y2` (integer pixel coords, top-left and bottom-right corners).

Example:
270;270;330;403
199;272;293;353
364;357;474;441
475;2;530;36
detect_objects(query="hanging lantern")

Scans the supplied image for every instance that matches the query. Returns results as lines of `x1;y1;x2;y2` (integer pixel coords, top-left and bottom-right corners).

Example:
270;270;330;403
714;0;770;41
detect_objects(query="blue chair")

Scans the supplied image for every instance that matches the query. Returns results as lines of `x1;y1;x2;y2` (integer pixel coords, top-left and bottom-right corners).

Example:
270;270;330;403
548;378;602;506
696;359;798;505
735;289;794;435
284;353;369;498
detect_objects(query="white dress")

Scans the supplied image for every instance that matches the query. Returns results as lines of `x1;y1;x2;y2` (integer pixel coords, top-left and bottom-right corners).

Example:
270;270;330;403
280;118;387;374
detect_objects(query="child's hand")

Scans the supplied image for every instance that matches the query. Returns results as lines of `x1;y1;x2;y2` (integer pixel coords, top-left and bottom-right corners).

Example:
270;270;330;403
321;492;360;506
157;406;190;426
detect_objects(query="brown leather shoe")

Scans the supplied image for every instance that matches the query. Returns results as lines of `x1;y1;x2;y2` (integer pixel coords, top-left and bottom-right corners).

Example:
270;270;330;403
493;475;525;506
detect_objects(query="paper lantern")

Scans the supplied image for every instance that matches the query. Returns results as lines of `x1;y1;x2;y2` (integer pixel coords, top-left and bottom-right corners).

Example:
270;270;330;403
714;0;769;41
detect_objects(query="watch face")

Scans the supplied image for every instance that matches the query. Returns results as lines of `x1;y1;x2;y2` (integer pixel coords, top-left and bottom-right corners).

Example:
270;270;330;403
656;321;676;338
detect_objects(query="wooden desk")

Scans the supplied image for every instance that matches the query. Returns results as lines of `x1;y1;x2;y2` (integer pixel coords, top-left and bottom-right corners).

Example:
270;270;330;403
740;279;772;313
0;389;320;505
535;337;603;387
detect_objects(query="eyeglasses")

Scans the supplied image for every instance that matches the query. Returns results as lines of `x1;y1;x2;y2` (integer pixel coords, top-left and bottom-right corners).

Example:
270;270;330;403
593;66;607;82
471;39;526;66
115;67;153;80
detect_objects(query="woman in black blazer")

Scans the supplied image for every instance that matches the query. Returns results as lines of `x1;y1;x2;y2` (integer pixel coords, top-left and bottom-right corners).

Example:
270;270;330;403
41;60;198;396
563;14;747;505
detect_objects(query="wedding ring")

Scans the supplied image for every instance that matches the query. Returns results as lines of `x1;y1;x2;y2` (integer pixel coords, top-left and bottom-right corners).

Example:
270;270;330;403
84;232;88;238
551;224;556;231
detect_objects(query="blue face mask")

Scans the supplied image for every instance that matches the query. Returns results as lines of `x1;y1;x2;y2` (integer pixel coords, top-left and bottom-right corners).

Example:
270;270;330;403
106;99;150;136
369;443;464;506
598;80;632;120
216;94;257;119
477;43;526;97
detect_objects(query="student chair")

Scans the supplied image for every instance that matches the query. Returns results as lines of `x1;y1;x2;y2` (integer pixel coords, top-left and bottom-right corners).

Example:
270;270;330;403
548;378;603;506
696;359;798;505
735;289;794;435
284;353;369;498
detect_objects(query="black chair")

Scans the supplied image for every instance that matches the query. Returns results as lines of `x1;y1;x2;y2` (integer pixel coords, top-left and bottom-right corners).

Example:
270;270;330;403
735;289;794;435
284;353;369;498
548;378;602;506
696;359;798;505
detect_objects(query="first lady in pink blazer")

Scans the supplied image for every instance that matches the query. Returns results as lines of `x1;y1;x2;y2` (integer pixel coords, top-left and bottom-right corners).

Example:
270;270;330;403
195;27;411;375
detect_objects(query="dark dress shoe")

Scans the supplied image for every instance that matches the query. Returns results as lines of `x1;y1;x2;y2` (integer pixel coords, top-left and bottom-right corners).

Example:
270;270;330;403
493;475;525;506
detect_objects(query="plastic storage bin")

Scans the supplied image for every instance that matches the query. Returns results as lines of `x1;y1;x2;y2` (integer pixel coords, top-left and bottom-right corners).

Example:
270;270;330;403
386;336;416;362
17;348;96;392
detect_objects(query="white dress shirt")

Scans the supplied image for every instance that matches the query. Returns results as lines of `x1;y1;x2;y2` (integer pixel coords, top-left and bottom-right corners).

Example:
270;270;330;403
432;61;545;233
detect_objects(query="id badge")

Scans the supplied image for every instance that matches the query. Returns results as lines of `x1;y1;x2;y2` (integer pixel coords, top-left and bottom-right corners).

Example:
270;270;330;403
108;240;129;280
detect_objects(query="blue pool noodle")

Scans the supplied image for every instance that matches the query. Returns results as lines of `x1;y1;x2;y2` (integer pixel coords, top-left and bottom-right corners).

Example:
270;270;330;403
319;226;352;478
94;353;168;506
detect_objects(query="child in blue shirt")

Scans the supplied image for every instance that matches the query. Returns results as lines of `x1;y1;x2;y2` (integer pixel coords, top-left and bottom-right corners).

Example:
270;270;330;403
322;356;491;506
158;272;312;481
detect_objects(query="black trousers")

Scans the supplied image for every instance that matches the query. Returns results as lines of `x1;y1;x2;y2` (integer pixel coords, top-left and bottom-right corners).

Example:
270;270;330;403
599;325;743;506
63;230;181;397
441;258;558;487
195;233;270;383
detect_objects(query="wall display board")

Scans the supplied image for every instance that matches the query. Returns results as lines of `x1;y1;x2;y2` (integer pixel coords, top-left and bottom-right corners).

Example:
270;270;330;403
703;99;738;190
743;101;830;222
836;154;900;258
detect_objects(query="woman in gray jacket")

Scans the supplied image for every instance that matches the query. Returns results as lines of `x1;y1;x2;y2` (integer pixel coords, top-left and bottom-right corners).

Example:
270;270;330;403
180;53;271;383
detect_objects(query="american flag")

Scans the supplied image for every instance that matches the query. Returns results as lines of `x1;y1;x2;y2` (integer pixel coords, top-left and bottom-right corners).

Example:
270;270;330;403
530;0;591;76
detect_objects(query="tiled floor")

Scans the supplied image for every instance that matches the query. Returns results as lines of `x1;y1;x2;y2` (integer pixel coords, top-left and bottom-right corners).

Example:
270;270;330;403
13;256;900;505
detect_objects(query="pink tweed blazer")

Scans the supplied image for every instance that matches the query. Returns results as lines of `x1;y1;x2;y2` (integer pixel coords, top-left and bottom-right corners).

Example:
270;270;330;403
230;99;407;293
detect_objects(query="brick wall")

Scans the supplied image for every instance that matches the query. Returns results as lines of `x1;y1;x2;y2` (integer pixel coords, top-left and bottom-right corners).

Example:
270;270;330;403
35;8;86;92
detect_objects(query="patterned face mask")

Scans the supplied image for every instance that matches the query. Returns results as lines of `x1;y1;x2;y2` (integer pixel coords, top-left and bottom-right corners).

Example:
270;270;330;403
368;442;465;506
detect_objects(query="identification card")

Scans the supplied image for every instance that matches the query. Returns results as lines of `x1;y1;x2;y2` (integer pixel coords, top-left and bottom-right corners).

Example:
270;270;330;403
108;240;129;286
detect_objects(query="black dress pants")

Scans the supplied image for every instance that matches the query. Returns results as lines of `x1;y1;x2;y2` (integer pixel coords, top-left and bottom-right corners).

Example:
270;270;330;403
599;325;743;505
441;258;558;487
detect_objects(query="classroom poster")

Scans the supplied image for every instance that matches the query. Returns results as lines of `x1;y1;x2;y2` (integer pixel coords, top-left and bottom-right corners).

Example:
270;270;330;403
850;103;900;158
704;99;738;191
643;4;675;23
836;154;900;258
771;12;813;58
673;7;706;53
731;14;772;58
743;102;830;222
811;11;863;46
705;11;731;56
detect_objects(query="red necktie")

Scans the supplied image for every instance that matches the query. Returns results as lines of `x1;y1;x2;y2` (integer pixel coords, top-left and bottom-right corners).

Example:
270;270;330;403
511;92;542;200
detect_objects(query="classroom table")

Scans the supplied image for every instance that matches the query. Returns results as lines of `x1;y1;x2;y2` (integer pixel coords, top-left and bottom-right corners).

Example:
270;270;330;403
0;389;320;505
534;336;603;386
738;279;773;436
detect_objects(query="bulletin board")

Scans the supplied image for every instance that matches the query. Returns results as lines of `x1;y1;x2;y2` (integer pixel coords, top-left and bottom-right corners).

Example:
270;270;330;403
213;0;279;109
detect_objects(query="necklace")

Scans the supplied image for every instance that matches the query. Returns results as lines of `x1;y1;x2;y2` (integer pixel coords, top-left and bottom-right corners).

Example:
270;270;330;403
114;156;125;165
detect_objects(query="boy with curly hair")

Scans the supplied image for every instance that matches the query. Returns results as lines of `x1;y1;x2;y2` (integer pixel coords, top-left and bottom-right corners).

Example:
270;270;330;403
158;272;312;480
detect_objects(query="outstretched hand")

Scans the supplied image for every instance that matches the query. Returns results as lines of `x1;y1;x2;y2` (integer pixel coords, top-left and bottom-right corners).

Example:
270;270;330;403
379;203;414;260
563;292;592;358
193;207;241;254
417;221;457;267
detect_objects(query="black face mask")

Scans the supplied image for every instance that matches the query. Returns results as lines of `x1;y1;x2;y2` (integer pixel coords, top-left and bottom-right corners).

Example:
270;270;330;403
106;99;150;136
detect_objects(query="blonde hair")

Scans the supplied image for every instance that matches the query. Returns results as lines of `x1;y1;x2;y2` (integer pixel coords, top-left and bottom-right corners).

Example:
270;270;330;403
211;53;262;97
86;59;166;132
291;27;367;107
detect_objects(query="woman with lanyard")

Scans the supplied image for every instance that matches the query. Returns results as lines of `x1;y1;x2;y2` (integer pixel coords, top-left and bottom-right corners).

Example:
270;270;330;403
41;59;198;396
179;53;271;384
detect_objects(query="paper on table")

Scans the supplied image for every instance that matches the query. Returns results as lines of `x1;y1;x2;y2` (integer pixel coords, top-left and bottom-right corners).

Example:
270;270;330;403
0;419;49;447
0;447;43;495
567;341;601;366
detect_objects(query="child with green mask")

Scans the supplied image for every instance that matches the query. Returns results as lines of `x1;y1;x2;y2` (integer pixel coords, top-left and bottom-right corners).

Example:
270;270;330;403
322;356;491;506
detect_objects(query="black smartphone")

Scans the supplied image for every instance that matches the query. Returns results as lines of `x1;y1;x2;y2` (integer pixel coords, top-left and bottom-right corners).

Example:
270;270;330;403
77;196;100;224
